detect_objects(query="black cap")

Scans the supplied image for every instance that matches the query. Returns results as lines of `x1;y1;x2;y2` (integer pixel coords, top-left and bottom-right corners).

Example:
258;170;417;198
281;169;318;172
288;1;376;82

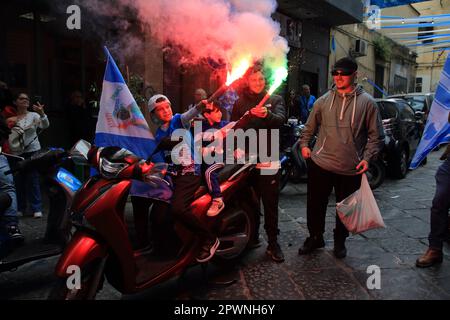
332;57;358;73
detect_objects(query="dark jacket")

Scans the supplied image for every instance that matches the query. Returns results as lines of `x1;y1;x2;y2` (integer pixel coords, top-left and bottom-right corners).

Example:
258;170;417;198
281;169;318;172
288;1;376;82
231;89;286;161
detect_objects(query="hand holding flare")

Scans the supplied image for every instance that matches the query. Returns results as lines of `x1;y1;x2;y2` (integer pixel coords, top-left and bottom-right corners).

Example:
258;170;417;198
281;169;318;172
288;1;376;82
250;104;268;118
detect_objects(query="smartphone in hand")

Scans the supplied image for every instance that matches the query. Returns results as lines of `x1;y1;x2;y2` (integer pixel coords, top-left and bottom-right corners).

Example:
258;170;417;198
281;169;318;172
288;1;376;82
32;95;42;106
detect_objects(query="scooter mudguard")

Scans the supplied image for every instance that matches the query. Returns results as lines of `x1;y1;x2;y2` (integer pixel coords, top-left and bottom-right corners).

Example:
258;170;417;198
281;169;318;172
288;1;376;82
55;232;107;278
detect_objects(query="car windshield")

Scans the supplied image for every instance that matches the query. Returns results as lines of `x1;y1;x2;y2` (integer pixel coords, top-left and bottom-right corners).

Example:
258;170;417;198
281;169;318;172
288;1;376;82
404;96;426;112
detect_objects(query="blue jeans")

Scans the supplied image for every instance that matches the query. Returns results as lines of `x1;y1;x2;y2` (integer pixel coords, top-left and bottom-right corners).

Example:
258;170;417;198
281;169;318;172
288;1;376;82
14;151;42;213
428;157;450;250
0;155;18;227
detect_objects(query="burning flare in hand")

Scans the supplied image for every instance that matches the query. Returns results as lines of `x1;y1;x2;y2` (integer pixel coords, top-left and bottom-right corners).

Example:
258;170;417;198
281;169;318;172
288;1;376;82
226;58;251;86
257;66;288;108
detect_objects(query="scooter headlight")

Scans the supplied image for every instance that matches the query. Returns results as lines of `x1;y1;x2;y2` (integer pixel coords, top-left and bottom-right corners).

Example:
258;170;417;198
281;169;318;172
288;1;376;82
99;157;129;179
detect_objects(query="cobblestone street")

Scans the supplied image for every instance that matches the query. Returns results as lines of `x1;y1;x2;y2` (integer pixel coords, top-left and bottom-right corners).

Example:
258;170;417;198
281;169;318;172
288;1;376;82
1;150;449;300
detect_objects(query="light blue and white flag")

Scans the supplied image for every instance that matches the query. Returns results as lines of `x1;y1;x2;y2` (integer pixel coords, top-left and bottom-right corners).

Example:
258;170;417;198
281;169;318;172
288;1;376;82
410;55;450;169
95;47;172;201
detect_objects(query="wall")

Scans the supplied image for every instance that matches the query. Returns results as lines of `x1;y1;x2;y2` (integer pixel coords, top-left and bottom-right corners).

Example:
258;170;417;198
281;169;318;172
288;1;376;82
382;0;450;93
330;24;378;96
330;22;417;97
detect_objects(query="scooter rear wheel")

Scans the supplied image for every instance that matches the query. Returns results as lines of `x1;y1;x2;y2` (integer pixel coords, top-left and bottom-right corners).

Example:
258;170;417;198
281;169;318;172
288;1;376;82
213;207;255;264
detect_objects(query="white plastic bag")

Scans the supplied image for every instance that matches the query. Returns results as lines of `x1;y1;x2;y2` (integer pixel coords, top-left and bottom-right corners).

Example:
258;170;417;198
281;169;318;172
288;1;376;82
336;174;385;234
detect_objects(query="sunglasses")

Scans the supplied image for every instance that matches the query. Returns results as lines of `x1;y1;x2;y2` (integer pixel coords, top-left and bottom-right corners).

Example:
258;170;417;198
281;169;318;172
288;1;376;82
331;70;354;76
17;97;30;101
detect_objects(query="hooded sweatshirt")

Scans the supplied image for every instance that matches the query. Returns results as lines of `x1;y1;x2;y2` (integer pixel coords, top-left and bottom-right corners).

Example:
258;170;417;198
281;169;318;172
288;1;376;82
300;85;384;175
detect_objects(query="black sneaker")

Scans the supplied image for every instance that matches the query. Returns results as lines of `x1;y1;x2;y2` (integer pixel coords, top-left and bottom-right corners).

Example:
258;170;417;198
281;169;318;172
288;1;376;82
248;235;263;249
196;237;220;263
266;242;285;263
333;241;347;259
6;225;24;245
298;235;325;255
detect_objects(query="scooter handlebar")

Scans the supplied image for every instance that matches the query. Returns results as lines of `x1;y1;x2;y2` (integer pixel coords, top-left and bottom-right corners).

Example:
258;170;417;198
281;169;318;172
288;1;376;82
5;149;68;175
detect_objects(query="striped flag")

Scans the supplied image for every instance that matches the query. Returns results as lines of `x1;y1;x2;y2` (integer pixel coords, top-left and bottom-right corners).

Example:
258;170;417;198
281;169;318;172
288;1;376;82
410;55;450;169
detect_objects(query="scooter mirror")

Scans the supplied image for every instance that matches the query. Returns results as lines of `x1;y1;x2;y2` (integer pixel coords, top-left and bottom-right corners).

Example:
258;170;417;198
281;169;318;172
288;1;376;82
69;139;91;163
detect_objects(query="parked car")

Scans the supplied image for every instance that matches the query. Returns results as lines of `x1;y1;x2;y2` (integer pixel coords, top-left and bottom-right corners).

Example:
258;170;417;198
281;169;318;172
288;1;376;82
376;98;424;179
388;92;434;121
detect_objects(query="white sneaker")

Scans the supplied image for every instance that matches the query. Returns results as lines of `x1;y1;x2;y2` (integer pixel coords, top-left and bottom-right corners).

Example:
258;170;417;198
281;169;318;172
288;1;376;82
207;198;225;217
33;211;43;218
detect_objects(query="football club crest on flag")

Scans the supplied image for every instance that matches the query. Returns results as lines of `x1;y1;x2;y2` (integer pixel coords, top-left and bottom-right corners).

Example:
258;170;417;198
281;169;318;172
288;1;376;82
95;47;172;201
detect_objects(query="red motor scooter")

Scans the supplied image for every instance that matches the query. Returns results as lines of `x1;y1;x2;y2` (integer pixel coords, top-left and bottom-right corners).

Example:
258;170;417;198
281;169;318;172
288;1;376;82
49;140;258;299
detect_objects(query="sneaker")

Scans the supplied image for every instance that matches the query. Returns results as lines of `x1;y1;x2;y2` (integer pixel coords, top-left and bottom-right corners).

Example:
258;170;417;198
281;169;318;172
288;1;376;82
207;198;225;217
196;237;220;263
266;242;285;262
17;211;24;217
298;235;325;255
6;225;24;245
33;211;43;218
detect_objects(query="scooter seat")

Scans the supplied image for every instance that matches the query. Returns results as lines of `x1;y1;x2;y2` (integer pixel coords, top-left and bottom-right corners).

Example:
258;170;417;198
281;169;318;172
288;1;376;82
194;164;245;199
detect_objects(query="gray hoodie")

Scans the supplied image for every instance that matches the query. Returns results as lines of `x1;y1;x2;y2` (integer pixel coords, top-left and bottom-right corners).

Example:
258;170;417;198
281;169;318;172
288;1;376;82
300;85;384;175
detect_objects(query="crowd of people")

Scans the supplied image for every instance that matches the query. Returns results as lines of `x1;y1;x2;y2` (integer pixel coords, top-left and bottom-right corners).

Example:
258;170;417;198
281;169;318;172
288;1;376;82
0;56;448;269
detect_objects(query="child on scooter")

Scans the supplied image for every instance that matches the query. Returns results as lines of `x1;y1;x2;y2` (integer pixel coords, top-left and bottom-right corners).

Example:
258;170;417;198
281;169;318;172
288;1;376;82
147;94;220;263
200;102;245;217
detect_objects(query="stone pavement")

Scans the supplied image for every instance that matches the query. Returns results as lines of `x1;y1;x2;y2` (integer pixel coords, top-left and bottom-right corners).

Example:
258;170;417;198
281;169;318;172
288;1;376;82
1;149;449;300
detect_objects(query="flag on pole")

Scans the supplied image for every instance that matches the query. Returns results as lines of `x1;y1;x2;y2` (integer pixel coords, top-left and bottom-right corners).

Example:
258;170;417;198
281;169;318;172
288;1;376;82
410;55;450;169
95;47;172;201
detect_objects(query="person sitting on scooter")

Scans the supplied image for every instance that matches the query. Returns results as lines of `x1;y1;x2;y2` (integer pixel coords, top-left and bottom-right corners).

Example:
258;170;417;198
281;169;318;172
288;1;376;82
0;114;24;250
200;102;245;217
200;103;227;217
148;94;220;263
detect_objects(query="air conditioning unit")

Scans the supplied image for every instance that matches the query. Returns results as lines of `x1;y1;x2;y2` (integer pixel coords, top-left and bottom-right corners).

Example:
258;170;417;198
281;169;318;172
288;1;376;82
352;39;368;57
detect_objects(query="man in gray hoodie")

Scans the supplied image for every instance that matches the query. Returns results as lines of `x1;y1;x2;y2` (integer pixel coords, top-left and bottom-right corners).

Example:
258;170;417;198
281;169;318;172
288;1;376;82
298;57;384;258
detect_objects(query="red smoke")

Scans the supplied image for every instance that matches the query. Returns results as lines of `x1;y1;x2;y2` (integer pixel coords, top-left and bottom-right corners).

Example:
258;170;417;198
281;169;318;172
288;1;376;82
131;0;288;67
78;0;289;70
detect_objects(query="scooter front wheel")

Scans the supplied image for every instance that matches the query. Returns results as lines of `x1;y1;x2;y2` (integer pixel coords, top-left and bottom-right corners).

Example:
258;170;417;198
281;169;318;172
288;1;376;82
48;257;106;300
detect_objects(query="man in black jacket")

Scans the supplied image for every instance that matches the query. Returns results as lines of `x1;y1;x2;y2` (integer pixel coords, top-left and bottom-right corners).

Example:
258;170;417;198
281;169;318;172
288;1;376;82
231;64;286;262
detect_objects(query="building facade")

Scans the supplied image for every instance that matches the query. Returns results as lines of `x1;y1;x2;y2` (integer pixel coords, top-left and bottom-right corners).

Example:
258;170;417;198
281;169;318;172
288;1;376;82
1;0;363;148
330;21;417;99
